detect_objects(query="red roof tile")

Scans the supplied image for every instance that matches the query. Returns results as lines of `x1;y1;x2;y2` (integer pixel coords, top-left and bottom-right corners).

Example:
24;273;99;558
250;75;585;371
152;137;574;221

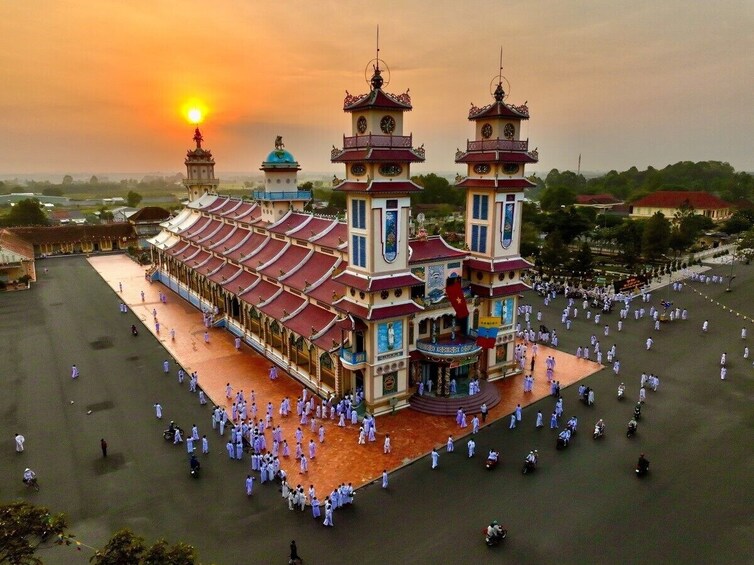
198;256;223;275
312;223;347;249
332;148;424;163
192;219;222;243
240;279;278;305
222;270;259;295
455;177;536;189
233;233;268;261
0;229;34;259
288;217;335;240
470;282;530;298
227;202;255;221
466;257;533;273
334;180;423;194
205;224;235;249
456;151;537;164
575;194;622;205
283;252;339;292
258;291;306;320
128;207;170;223
409;236;467;264
367;301;423;320
312;324;342;351
167;241;191;256
181;217;212;238
631;191;731;209
217;228;251;255
283;303;337;338
268;212;310;235
468;100;529;120
259;245;311;278
333;271;423;292
343;88;412;112
242;238;285;269
206;196;232;213
306;278;346;304
208;262;241;285
8;224;136;245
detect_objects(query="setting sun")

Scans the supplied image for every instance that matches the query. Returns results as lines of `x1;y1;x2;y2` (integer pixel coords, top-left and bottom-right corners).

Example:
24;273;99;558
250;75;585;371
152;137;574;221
187;107;203;124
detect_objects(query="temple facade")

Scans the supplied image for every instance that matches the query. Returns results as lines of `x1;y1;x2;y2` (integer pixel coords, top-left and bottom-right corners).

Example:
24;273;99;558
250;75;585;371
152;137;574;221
149;59;534;415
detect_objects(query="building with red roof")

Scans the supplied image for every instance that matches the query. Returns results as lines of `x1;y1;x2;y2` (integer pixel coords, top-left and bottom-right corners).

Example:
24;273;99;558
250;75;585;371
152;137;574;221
630;191;732;221
149;55;532;415
0;229;36;287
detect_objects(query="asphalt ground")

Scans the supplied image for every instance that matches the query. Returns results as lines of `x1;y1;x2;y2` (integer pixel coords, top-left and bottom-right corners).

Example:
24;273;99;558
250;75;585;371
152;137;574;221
1;255;753;564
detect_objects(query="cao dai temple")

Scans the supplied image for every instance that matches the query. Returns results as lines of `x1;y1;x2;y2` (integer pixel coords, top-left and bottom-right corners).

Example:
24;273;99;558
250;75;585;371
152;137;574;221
149;58;537;416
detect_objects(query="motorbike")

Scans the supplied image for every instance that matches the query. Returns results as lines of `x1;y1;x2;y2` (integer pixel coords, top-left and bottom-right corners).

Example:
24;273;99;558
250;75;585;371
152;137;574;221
163;424;185;442
633;404;642;420
636;459;650;477
485;452;500;470
556;435;569;450
483;527;507;547
593;423;605;440
23;477;40;491
131;325;138;336
626;421;638;438
617;387;625;400
522;458;537;475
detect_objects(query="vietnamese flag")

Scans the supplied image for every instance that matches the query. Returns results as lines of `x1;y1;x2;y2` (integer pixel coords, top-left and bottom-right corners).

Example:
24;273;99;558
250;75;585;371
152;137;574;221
445;278;469;319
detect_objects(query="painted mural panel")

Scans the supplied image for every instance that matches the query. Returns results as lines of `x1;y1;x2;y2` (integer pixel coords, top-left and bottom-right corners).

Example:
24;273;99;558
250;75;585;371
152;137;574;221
377;320;403;353
501;202;515;248
492;297;515;326
383;209;398;262
426;264;446;304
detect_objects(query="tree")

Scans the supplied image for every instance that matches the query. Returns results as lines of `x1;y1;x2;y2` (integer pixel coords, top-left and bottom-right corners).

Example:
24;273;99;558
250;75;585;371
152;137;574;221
538;184;576;211
299;181;313;191
89;529;196;565
570;242;594;275
642;212;671;261
0;502;74;565
615;220;643;267
126;191;143;208
721;210;754;234
62;175;73;185
89;175;99;184
540;231;568;270
2;199;49;227
42;187;64;197
98;207;114;222
735;228;754;263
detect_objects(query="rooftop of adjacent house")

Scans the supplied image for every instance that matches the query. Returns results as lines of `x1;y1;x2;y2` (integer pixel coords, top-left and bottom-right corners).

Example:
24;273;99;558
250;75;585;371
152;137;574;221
0;228;34;259
631;191;731;209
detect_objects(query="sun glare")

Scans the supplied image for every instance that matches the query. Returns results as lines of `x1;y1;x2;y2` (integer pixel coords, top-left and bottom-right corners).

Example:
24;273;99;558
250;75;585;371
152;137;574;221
187;108;203;124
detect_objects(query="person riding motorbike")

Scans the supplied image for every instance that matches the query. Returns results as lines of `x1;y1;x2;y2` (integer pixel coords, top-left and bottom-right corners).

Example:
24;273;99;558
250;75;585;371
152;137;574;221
557;429;571;448
627;419;638;437
485;520;505;545
593;419;605;438
526;450;538;465
487;450;499;462
617;383;626;399
636;453;650;476
634;403;642;420
23;468;36;484
566;416;578;433
131;324;138;336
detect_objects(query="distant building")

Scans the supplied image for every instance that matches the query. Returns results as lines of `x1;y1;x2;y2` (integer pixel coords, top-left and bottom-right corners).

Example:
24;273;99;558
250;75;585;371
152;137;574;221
0;229;36;286
630;191;732;221
128;206;171;248
574;193;623;210
0;193;70;206
111;206;139;222
8;224;137;256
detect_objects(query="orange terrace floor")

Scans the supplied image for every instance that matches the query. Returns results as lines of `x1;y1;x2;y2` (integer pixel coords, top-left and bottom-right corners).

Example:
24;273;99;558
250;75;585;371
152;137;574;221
89;254;601;498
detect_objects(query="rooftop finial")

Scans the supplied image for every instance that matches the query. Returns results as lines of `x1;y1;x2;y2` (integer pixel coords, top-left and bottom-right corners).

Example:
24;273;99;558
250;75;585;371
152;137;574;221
494;47;505;102
193;127;203;149
370;25;384;90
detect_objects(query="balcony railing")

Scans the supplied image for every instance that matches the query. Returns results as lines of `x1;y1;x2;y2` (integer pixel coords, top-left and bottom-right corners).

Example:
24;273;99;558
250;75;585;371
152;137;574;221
466;138;529;152
416;338;481;357
343;133;413;149
340;348;367;365
252;190;312;201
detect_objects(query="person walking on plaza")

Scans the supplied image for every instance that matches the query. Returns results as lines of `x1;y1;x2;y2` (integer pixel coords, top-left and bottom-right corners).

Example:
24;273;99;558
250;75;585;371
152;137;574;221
702;320;709;333
15;433;25;453
509;413;517;429
447;436;454;453
431;448;439;469
235;336;241;350
480;403;488;423
71;364;79;379
536;411;543;429
382;469;389;489
245;475;255;496
202;435;209;454
467;437;476;458
100;438;108;457
163;360;169;374
384;433;391;454
154;402;162;419
515;403;522;422
323;498;334;527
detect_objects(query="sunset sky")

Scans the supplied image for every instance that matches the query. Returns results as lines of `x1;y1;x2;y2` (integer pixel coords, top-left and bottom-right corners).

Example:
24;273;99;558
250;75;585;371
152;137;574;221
1;1;752;178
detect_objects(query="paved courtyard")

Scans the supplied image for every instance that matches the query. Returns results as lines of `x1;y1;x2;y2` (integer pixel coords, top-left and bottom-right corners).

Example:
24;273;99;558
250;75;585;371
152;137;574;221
1;255;752;564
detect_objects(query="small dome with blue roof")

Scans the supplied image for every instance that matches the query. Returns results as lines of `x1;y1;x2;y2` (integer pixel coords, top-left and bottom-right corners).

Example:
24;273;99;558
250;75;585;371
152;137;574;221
261;136;300;169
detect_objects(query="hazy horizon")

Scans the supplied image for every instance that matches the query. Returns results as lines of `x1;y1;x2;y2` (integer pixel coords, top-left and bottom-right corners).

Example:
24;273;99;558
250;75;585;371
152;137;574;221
2;1;752;176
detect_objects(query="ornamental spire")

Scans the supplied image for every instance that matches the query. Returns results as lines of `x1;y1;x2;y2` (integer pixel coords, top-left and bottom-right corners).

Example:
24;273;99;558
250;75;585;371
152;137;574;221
193;127;203;149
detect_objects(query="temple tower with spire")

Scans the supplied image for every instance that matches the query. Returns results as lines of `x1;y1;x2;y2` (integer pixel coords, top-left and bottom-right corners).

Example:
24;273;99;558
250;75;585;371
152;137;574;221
454;65;538;379
331;51;426;413
253;137;310;224
183;128;219;202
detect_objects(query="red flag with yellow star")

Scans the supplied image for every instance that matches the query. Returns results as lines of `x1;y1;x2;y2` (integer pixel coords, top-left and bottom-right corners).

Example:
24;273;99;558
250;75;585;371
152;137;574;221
445;278;469;319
